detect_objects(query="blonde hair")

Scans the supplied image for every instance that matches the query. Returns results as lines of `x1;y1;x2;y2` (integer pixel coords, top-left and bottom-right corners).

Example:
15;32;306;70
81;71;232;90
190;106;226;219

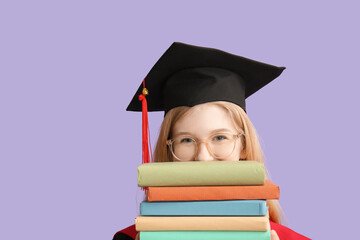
153;101;284;224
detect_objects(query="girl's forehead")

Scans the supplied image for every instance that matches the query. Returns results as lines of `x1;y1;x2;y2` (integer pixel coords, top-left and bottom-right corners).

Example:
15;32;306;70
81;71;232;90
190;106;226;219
172;103;237;136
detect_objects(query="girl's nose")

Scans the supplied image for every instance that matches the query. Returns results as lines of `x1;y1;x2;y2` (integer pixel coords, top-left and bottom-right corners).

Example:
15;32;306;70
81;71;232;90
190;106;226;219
194;142;214;161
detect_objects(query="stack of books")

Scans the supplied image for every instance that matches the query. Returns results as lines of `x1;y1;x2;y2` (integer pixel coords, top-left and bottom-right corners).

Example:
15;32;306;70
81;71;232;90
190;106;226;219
135;161;280;240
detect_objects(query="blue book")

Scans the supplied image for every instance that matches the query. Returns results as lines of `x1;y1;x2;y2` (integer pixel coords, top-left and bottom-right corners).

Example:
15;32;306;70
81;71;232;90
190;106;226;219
140;200;267;216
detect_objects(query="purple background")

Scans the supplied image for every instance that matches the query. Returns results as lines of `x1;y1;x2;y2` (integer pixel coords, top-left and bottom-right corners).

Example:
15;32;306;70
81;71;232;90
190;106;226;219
1;1;359;239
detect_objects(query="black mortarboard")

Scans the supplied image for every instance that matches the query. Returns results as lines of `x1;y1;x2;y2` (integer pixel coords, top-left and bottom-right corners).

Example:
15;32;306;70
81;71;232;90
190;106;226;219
127;42;285;113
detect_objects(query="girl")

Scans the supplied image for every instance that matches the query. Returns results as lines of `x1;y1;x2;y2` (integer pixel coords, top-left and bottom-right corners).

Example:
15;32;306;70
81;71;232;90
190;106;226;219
114;42;310;240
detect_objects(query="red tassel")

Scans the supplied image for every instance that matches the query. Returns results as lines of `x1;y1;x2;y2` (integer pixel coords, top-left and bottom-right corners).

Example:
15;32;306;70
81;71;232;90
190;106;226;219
139;79;153;192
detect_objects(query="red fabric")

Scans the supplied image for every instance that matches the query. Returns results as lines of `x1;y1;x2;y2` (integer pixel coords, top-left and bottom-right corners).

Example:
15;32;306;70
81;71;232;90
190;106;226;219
114;224;137;239
270;221;311;240
114;222;311;240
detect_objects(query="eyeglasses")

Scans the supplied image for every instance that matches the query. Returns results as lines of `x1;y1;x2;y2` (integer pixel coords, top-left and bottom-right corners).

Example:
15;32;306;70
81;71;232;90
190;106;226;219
166;132;244;161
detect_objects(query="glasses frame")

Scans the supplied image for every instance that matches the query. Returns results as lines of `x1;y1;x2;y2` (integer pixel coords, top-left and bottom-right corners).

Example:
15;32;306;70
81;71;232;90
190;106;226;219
166;132;244;161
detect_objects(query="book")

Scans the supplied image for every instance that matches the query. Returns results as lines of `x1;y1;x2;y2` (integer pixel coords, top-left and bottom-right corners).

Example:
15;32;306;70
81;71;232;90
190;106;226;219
135;214;269;231
139;229;271;240
138;161;265;187
147;180;279;202
140;200;268;216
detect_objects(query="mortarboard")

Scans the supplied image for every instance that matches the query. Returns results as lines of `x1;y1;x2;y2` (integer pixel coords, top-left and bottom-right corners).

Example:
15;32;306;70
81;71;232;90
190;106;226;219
127;42;285;113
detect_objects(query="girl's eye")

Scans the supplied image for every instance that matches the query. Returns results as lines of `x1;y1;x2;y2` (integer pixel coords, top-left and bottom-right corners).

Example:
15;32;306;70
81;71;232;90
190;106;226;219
180;138;195;143
213;135;227;141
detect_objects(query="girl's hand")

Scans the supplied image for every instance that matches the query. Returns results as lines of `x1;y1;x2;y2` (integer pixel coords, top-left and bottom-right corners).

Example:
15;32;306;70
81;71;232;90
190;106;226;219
135;233;139;240
271;230;280;240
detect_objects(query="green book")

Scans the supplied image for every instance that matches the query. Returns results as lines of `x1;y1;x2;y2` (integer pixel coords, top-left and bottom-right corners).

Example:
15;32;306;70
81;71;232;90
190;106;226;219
140;230;270;240
138;161;265;187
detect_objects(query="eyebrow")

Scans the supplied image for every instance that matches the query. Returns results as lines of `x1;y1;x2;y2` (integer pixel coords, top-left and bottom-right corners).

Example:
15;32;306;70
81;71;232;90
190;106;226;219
173;128;234;136
210;128;234;134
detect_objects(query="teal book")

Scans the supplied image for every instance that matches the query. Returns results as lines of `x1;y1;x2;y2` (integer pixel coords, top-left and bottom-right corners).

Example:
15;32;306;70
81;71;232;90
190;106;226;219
140;230;271;240
138;161;265;187
140;200;268;216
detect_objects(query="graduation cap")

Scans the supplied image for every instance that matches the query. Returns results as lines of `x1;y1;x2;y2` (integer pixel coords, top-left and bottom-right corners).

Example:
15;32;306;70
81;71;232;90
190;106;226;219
127;42;285;166
127;42;285;113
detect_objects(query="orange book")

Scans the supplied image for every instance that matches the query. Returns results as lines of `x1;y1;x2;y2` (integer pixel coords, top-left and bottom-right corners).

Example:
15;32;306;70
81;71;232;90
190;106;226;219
147;180;279;202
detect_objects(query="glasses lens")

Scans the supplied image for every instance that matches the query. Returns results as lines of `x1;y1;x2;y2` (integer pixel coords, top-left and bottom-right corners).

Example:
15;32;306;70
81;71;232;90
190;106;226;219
208;133;236;158
172;136;197;161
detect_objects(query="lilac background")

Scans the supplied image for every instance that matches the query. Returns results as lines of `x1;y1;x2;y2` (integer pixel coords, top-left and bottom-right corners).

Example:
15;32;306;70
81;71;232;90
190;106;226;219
1;1;359;239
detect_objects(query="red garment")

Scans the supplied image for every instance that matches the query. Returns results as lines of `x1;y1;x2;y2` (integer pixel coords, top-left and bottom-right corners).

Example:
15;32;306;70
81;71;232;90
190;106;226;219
269;221;311;240
113;221;311;240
